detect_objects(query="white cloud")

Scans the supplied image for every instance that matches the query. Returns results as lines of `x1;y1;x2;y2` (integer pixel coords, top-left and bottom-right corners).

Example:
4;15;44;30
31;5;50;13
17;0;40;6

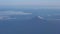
7;18;16;19
0;16;10;20
0;11;32;15
38;16;44;19
0;11;32;20
0;16;16;20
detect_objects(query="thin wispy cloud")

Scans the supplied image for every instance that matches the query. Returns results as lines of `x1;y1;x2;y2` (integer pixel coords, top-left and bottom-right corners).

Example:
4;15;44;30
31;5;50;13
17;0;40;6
38;16;44;19
0;11;32;20
0;11;32;15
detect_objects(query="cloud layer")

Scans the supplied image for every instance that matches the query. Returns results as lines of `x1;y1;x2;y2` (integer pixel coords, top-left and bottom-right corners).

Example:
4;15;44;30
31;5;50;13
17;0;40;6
0;11;32;15
0;11;32;20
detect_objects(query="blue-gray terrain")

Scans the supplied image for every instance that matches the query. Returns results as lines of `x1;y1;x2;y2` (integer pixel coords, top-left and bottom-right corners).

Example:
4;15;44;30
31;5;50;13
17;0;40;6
0;8;60;34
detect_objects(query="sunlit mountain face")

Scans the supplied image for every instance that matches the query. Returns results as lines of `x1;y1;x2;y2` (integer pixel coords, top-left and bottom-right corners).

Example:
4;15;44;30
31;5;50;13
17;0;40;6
0;8;60;34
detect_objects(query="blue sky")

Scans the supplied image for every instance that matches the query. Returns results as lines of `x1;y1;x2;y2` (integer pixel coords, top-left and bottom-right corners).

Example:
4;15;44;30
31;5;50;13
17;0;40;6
0;0;60;2
0;0;60;7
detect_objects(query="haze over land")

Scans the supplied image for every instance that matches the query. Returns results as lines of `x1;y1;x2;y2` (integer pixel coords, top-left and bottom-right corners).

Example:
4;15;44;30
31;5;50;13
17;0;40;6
0;0;60;34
